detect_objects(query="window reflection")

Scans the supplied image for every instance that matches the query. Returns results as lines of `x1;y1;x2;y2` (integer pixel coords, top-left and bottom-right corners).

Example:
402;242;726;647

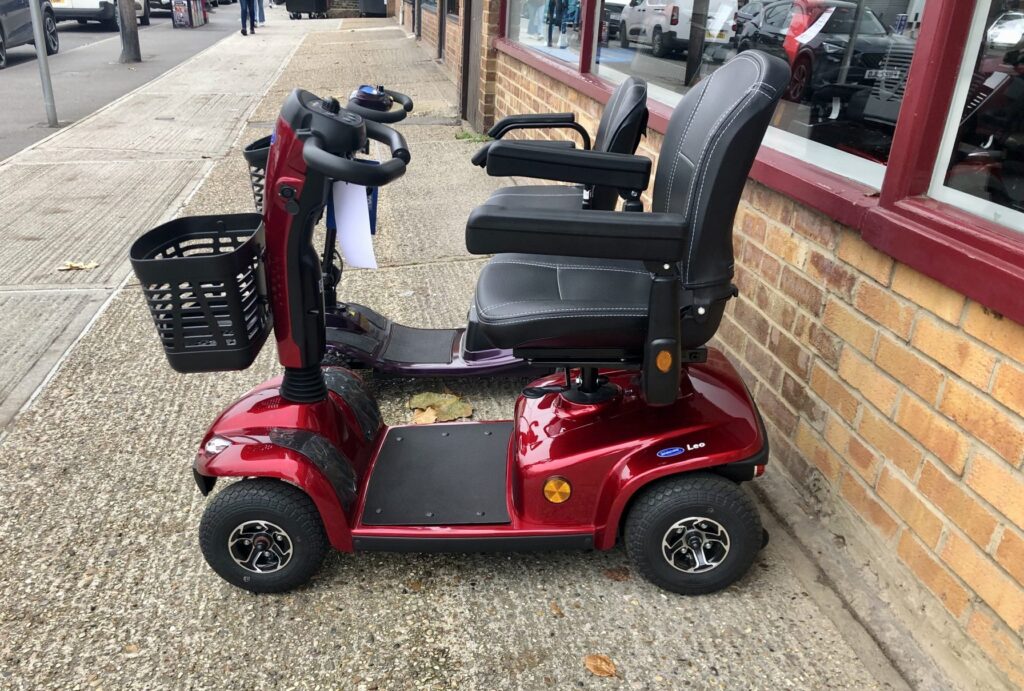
593;0;928;183
942;1;1024;216
507;0;584;65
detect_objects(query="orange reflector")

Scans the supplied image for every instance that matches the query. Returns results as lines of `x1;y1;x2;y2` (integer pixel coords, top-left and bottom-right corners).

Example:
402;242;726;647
543;476;571;503
755;464;766;478
656;349;673;373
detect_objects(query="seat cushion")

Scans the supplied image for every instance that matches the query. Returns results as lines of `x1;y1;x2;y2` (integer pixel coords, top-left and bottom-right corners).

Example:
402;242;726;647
484;184;584;211
468;253;652;351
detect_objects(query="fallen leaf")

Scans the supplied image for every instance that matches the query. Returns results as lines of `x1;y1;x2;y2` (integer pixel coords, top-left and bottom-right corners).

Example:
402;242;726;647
603;566;630;582
406;579;423;592
123;643;140;654
584;654;617;678
57;261;99;272
550;600;564;618
411;408;437;425
408;392;473;422
434;399;472;421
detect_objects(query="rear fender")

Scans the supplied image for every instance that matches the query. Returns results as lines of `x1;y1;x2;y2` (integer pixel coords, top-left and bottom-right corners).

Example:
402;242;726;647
195;439;354;552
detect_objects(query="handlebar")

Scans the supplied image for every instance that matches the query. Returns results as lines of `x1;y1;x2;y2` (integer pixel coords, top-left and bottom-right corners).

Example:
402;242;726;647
345;89;415;124
302;120;410;186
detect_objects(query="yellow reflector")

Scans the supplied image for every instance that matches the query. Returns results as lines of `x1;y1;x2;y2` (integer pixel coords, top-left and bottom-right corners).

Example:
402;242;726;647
543;476;571;504
656;349;673;373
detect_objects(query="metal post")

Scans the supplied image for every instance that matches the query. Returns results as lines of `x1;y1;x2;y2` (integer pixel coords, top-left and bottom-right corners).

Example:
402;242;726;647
28;0;58;127
685;0;709;86
837;0;867;85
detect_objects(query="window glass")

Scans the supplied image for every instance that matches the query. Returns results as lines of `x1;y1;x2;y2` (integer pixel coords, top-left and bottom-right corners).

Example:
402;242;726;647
422;0;437;11
507;0;583;66
593;0;930;189
448;0;459;14
931;0;1024;230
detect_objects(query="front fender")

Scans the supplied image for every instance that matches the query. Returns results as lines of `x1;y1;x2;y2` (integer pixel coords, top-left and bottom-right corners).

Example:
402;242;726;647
195;440;354;552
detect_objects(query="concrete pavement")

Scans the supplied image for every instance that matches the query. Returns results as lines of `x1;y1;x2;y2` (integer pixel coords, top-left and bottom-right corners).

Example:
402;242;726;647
0;17;915;689
0;8;249;160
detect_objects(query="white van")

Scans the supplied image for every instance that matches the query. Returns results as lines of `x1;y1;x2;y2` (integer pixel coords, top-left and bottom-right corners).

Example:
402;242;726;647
52;0;149;30
619;0;736;57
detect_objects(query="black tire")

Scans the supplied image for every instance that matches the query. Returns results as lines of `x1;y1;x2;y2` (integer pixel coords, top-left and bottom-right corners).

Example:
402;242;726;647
650;27;667;57
0;33;7;70
199;478;328;593
618;22;628;49
77;18;88;24
624;473;762;595
787;56;812;103
141;1;150;25
44;11;59;55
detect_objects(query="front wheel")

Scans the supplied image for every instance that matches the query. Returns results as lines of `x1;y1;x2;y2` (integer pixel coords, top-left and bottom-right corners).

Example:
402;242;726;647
624;473;763;595
199;478;328;593
44;11;59;55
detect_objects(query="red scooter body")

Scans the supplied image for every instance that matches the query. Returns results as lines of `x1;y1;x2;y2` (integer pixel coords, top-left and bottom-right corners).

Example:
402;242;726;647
194;352;766;554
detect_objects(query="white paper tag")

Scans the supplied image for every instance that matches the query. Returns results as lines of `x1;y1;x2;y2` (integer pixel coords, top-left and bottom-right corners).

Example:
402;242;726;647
332;181;377;270
796;7;834;45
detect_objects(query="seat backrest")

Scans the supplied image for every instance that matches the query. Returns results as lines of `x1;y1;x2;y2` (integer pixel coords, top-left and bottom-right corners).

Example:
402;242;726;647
590;77;649;210
652;51;789;292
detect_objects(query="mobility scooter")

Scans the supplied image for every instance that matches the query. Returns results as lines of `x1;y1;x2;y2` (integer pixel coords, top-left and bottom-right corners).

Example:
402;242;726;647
129;51;789;594
243;79;650;377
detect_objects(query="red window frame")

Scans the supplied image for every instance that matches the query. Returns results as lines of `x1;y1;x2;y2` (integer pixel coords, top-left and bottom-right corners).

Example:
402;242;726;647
494;0;1024;325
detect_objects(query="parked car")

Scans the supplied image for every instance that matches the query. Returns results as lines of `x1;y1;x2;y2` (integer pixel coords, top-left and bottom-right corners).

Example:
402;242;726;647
618;0;735;58
736;0;915;102
602;0;624;41
52;0;148;30
987;11;1024;50
0;0;59;69
732;0;764;42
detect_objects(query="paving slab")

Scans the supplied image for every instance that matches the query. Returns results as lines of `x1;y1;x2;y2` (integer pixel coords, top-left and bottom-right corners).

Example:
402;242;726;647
0;159;208;287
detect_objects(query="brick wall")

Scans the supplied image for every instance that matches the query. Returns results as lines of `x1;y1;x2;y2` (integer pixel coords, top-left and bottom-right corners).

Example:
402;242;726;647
443;6;463;92
490;51;1024;687
401;0;413;31
420;5;439;51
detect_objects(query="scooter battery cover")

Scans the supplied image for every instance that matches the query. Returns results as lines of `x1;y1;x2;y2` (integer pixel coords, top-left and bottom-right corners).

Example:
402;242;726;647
362;422;512;525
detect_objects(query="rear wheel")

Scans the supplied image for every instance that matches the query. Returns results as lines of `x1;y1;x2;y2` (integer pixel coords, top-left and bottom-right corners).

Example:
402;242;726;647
787;56;812;102
650;27;668;57
43;11;60;55
77;18;88;24
199;478;328;593
625;473;762;595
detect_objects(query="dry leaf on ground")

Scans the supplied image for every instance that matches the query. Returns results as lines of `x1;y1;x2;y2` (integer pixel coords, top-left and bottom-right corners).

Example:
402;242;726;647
411;408;437;425
603;566;630;581
408;392;473;423
550;600;564;618
584;654;617;678
405;579;423;593
57;261;99;272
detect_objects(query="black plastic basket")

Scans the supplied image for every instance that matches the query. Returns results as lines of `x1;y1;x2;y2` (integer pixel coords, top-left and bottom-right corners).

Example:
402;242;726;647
242;135;272;213
130;213;272;373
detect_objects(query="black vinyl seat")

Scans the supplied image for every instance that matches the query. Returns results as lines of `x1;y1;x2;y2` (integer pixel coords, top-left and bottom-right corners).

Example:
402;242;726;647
482;77;649;212
465;52;790;367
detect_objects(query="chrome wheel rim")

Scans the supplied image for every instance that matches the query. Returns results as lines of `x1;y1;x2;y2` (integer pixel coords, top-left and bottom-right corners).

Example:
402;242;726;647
228;520;293;574
45;16;58;53
661;517;730;573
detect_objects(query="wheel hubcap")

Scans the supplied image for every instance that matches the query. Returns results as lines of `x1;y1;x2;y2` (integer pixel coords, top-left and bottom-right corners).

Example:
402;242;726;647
228;520;294;574
661;517;730;573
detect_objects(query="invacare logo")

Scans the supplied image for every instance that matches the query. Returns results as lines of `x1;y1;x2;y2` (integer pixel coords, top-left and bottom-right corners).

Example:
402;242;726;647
657;442;706;458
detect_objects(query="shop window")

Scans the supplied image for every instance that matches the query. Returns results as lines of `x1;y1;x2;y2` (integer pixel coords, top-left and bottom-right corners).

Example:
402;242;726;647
929;0;1024;231
448;0;459;16
593;0;931;189
422;0;437;11
506;0;583;65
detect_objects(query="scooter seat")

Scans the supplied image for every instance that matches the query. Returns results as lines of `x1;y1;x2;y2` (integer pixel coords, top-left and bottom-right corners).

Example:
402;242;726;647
467;253;721;352
483;185;584;211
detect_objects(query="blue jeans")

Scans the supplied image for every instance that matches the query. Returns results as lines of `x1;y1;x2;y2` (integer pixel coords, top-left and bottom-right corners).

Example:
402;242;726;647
240;0;255;29
257;0;265;22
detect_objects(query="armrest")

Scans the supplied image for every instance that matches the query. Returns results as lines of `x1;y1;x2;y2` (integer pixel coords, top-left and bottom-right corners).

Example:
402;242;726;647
471;139;576;167
466;205;687;261
486;113;592;150
485;141;652;192
487;113;575;137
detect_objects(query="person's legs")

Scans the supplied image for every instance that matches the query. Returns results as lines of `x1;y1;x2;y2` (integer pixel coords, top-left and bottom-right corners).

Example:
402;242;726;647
257;0;265;24
240;0;255;32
